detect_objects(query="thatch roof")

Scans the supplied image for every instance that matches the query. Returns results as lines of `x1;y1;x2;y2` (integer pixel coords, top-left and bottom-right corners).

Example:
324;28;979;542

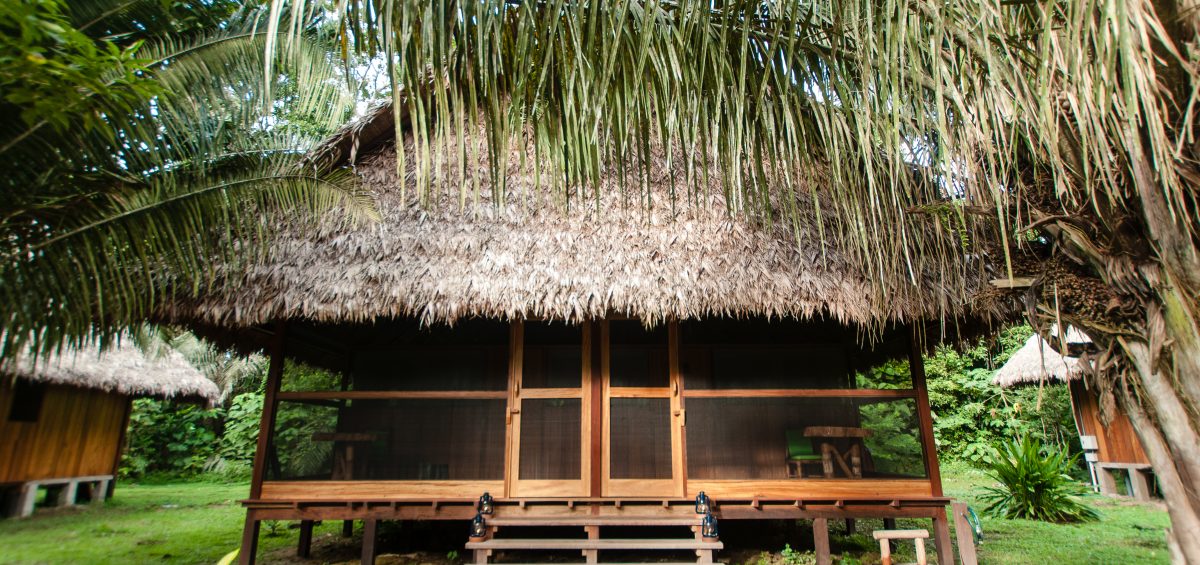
161;103;999;329
992;327;1092;388
4;342;219;404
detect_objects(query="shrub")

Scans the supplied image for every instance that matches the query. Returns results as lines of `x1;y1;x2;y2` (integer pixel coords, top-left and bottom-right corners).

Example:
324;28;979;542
980;434;1099;522
121;399;221;478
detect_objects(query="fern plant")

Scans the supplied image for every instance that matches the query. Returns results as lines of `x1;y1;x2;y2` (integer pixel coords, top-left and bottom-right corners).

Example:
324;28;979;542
980;435;1099;523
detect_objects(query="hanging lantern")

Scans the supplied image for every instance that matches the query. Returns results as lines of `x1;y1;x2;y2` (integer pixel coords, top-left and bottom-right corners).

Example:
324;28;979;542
701;512;719;539
469;512;488;540
479;492;494;515
694;491;711;515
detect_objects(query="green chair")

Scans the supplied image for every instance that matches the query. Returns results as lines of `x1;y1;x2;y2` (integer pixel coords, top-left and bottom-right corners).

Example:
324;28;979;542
786;430;826;478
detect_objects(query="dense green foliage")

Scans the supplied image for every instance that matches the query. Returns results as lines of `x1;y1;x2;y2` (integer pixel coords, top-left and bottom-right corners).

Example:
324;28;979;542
926;325;1078;464
979;435;1100;523
121;361;337;480
122;399;221;478
0;0;367;360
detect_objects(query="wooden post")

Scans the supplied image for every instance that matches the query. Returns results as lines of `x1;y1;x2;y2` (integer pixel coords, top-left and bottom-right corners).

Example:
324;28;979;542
883;518;897;530
238;512;261;565
910;326;944;497
361;519;378;565
813;518;831;565
951;502;979;565
844;518;856;535
343;519;355;538
931;508;954;565
584;525;599;564
298;520;314;558
250;322;287;500
241;323;285;565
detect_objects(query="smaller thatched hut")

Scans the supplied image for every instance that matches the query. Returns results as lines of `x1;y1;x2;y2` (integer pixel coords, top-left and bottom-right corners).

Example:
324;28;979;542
1;342;218;518
993;330;1152;499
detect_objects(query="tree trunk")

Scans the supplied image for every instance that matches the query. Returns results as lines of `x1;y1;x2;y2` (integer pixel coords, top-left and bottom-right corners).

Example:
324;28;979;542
1117;379;1200;562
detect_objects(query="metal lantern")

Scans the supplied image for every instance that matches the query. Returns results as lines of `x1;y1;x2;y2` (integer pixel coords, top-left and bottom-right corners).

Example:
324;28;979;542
479;492;494;515
469;512;488;539
701;512;719;539
694;491;711;515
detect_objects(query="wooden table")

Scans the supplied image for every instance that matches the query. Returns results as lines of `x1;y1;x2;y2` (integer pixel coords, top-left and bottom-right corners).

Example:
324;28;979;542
802;426;873;478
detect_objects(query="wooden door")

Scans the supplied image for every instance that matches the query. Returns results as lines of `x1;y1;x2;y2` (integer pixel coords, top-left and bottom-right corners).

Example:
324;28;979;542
508;320;592;497
602;320;683;497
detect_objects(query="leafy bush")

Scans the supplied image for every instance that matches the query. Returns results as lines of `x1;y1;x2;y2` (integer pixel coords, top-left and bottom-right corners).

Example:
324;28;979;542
925;325;1079;465
980;434;1099;523
122;399;221;478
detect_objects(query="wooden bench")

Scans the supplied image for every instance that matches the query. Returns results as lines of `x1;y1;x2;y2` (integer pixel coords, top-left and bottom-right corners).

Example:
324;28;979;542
1096;463;1155;501
872;529;929;565
1;475;113;518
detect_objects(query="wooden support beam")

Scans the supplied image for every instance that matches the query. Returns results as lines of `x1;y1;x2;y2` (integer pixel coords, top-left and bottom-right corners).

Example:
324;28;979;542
250;322;286;500
911;326;944;498
297;520;314;558
238;513;260;565
361;519;378;565
343;519;355;537
931;509;954;565
584;525;599;564
844;518;856;535
813;518;831;565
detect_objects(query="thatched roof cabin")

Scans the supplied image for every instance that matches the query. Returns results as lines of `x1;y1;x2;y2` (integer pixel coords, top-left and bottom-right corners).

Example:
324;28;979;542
4;342;218;404
159;102;1000;334
164;103;1005;565
1;343;216;517
990;327;1151;489
992;328;1091;388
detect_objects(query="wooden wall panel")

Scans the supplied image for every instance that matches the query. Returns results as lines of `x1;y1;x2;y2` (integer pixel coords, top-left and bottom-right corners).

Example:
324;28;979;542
1070;381;1149;465
0;383;129;484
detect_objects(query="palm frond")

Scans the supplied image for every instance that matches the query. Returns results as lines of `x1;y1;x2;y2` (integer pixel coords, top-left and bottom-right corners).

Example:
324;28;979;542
273;0;1196;319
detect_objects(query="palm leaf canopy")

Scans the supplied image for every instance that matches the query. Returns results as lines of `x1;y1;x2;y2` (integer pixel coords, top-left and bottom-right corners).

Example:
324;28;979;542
260;0;1197;329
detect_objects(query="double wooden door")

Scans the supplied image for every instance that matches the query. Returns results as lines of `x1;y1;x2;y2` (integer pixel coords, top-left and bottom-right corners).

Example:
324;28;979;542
507;320;682;498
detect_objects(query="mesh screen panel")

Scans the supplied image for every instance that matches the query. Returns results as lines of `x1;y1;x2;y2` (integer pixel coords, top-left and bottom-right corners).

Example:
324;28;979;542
684;397;925;479
523;322;583;388
610;398;672;479
270;399;506;480
519;398;582;479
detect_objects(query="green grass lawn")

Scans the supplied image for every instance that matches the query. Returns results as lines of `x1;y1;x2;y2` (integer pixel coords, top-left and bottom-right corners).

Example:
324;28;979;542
0;467;1171;564
0;480;344;564
938;463;1171;565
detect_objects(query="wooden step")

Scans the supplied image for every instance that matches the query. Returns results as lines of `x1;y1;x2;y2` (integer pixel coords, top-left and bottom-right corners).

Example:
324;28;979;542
487;516;701;527
466;538;723;551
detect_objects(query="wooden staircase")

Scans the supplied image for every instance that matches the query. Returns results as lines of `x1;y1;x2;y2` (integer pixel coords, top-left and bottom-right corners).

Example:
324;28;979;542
465;514;723;564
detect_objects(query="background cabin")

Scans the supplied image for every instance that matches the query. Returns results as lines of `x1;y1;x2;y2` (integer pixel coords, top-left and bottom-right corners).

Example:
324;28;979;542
0;342;218;518
160;102;999;565
993;330;1154;500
